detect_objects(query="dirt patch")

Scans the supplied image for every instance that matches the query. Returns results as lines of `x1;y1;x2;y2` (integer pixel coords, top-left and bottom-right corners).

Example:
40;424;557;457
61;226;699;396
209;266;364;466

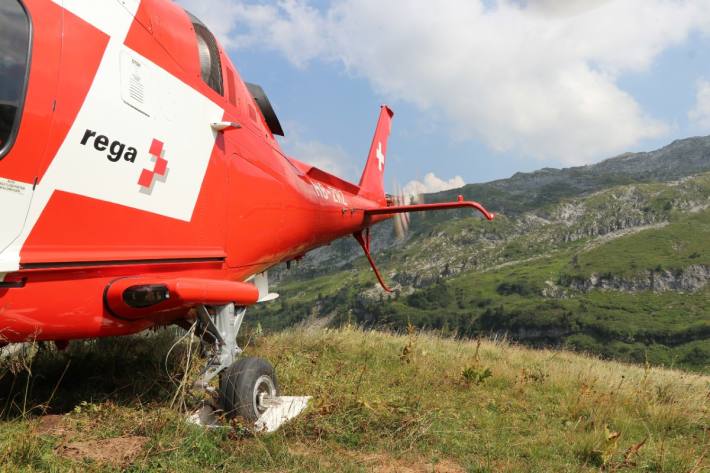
35;414;70;437
289;447;464;473
356;453;465;473
35;414;148;467
57;436;149;467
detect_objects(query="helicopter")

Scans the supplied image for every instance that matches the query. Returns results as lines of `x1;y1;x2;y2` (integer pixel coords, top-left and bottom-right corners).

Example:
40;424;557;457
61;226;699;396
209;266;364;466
0;0;493;428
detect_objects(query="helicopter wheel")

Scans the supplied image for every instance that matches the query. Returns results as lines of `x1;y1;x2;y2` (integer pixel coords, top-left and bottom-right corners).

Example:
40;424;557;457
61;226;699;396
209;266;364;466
219;357;279;421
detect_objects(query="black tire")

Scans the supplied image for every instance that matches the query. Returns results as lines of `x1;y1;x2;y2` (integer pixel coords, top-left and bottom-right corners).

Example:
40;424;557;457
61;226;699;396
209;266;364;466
219;357;279;421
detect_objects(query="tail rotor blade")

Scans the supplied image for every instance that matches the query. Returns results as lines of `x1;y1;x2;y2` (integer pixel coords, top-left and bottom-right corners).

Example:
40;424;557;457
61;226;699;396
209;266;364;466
393;181;410;240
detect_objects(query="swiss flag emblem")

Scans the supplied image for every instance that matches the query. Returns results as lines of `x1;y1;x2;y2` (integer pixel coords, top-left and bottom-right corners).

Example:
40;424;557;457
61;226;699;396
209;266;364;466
138;139;168;190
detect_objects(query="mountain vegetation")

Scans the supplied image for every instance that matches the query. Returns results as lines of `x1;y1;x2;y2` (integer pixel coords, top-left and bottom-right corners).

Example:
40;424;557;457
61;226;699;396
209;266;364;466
255;135;710;373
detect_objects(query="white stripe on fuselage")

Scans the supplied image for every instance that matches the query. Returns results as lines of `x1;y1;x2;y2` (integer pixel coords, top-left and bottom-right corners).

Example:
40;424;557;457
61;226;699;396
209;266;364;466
0;0;224;272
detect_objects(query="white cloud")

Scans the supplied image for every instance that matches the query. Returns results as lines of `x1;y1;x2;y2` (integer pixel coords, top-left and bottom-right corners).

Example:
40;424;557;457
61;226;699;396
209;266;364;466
178;0;326;61
177;0;242;48
402;173;465;196
178;0;710;164
688;79;710;131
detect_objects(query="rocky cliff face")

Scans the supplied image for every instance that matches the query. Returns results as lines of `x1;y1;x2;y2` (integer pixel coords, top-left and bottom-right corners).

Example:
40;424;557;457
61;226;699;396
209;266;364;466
564;264;710;293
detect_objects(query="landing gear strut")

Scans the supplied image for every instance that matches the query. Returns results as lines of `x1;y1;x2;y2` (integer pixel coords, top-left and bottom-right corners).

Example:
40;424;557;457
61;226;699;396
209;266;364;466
189;303;309;432
193;303;245;390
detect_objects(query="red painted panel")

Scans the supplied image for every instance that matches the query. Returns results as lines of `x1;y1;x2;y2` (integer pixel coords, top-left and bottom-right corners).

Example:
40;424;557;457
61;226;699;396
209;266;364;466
124;0;197;86
0;261;233;342
21;142;228;264
0;0;64;183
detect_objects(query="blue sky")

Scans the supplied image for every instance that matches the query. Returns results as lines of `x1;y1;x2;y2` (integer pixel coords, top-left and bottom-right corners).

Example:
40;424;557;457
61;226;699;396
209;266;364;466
181;0;710;192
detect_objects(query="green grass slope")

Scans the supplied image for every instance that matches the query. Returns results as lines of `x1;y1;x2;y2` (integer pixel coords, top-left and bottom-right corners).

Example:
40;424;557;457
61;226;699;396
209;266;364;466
560;208;710;279
0;329;708;472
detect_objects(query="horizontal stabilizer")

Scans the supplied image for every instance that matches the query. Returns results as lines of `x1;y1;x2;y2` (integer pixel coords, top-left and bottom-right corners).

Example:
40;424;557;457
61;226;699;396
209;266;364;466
356;197;494;291
365;195;494;220
307;167;361;195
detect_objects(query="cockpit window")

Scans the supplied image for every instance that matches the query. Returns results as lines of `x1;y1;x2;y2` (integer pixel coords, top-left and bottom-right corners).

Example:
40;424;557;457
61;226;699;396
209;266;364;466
0;0;30;159
188;13;223;96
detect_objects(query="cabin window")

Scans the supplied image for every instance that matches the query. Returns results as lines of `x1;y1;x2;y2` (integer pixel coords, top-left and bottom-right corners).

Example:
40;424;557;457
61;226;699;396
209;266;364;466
0;0;30;159
189;14;223;96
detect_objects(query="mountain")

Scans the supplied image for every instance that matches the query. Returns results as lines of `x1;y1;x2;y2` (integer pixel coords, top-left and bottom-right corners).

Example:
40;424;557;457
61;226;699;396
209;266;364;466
433;134;710;215
255;135;710;372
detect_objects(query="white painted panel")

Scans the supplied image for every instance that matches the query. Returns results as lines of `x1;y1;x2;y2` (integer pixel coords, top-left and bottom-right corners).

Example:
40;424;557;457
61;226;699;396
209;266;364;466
0;178;33;255
0;0;224;272
46;41;224;221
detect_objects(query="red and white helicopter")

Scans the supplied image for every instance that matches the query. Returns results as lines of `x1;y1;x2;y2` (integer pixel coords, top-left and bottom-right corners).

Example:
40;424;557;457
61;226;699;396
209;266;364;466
0;0;493;426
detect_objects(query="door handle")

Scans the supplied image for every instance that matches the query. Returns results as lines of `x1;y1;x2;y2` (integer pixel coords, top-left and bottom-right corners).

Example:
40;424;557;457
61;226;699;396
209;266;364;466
211;121;242;132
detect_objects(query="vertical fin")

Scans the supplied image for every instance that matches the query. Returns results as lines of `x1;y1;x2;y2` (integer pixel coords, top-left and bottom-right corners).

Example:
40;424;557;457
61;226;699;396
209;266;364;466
358;105;394;204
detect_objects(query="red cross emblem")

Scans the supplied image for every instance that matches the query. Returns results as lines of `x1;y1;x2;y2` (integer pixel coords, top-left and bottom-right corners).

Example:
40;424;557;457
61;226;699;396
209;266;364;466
138;139;168;189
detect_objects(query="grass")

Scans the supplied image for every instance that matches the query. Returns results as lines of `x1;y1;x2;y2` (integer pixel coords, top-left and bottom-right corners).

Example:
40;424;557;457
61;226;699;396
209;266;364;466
563;208;710;279
0;328;708;471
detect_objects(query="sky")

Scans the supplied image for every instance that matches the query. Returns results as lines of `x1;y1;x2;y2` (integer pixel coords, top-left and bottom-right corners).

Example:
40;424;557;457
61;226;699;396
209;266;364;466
178;0;710;194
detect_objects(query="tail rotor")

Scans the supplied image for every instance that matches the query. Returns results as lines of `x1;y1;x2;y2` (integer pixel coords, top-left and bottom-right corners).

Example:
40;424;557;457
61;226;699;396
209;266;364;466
391;181;423;240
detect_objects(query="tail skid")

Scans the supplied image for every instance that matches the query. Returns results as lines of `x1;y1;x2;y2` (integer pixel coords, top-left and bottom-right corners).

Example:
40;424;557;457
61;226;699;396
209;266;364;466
354;228;392;292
